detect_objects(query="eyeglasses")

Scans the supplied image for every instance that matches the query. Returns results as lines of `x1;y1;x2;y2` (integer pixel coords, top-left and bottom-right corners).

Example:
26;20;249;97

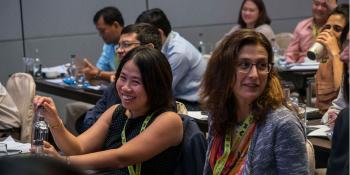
237;60;273;74
115;41;141;51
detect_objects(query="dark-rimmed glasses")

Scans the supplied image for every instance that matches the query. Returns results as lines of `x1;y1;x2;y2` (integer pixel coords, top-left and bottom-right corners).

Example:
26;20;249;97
237;60;273;74
115;41;141;51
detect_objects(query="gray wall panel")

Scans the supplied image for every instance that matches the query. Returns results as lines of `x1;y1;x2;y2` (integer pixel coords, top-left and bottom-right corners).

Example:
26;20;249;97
0;0;22;41
264;0;311;18
147;0;313;45
25;34;103;67
148;0;312;27
0;41;24;83
148;0;237;26
22;0;146;38
174;17;306;49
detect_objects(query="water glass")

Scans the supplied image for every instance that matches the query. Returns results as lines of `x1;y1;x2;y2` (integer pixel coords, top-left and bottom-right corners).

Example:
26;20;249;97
75;73;85;88
298;103;307;132
273;48;283;59
22;57;34;75
283;87;290;99
0;143;7;156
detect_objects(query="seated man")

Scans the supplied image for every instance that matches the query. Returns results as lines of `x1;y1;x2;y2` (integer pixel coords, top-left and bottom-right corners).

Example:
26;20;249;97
284;0;336;63
81;6;124;81
64;6;125;134
136;8;207;110
0;82;20;139
71;23;163;134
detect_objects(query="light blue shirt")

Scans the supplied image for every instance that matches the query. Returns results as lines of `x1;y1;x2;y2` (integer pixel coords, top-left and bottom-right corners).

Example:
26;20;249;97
161;31;207;102
96;44;116;71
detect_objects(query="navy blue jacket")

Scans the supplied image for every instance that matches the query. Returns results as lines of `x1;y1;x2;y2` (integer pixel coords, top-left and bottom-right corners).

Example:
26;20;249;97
81;83;120;132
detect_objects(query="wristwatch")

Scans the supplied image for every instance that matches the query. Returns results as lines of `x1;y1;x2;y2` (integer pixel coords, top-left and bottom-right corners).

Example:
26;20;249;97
95;69;101;79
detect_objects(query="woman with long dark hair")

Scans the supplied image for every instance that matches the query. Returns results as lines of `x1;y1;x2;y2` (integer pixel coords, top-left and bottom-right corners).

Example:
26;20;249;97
33;47;183;174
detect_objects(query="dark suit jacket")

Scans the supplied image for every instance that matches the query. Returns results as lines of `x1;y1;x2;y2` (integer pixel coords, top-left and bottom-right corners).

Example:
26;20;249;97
81;83;120;132
327;107;349;175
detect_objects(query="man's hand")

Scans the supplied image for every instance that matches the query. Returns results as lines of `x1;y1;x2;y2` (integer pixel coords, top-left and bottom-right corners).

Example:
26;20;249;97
326;0;337;11
80;59;100;80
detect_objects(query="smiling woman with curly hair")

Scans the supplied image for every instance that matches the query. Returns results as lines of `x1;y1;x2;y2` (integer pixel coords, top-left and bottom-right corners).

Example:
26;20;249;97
201;29;308;174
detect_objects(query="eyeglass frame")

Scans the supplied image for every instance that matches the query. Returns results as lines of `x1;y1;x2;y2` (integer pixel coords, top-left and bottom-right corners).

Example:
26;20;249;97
236;61;274;74
115;41;141;51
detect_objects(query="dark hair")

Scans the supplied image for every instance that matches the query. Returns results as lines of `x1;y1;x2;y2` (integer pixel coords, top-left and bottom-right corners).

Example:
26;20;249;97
93;6;124;27
135;8;172;36
0;156;85;175
330;3;349;45
121;23;162;50
343;64;349;104
200;29;285;135
115;46;173;113
238;0;271;28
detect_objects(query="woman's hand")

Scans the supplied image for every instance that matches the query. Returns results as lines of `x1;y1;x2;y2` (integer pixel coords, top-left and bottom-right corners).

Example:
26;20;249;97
316;30;341;60
33;96;61;127
43;141;64;159
326;110;338;128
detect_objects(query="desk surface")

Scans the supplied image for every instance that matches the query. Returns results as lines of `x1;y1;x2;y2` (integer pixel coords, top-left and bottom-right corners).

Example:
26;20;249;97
35;79;103;104
307;119;331;150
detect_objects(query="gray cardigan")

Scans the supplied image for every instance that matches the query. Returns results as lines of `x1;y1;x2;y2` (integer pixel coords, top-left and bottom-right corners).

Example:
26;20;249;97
203;106;309;175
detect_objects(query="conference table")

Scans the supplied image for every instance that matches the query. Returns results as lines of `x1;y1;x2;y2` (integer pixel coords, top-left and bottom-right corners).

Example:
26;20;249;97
307;119;331;168
35;78;104;104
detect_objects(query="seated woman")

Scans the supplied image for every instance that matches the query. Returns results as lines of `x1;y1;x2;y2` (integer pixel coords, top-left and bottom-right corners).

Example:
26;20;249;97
201;29;308;174
314;4;349;114
33;46;183;174
322;28;349;124
218;0;276;45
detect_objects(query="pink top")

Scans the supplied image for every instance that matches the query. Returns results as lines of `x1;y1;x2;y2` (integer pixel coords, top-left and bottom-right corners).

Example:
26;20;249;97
285;18;316;63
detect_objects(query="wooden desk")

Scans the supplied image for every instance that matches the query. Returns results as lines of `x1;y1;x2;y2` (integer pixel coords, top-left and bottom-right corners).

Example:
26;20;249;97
307;119;331;168
307;119;331;150
35;79;103;104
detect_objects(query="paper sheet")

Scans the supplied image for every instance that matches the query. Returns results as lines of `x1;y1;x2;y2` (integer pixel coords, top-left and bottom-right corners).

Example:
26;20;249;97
306;107;319;113
41;64;68;74
0;136;31;153
307;125;331;138
188;111;208;120
45;78;64;84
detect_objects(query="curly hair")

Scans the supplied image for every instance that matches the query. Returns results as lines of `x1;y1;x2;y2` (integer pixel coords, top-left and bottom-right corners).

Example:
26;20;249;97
200;29;286;135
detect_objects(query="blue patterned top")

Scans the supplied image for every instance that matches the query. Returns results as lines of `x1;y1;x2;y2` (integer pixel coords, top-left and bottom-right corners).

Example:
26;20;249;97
203;106;309;175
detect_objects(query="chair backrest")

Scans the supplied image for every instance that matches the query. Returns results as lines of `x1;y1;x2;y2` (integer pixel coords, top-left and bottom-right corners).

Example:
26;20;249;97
275;32;293;51
306;139;316;175
6;73;36;142
175;101;188;115
173;114;207;175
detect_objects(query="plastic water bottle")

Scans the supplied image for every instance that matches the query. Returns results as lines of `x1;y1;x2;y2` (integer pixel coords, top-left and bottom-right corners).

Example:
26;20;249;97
33;49;41;77
32;106;48;155
198;33;206;54
67;54;77;78
33;58;41;77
